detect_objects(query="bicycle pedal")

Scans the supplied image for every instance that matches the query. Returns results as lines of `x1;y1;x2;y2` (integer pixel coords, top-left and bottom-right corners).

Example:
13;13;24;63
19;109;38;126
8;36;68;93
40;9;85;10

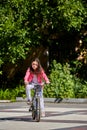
29;107;32;112
29;109;32;112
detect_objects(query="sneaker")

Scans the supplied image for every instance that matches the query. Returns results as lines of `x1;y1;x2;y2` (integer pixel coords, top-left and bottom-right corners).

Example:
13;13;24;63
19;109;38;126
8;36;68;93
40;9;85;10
29;106;32;111
41;111;45;117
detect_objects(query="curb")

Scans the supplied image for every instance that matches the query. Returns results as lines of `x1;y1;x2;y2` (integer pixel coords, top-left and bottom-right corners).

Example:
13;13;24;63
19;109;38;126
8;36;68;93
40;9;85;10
45;98;87;103
61;98;87;103
0;98;87;104
0;100;11;103
16;97;87;104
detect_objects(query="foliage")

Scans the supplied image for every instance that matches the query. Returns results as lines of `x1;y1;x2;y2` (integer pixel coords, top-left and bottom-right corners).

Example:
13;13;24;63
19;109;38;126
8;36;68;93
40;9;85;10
0;0;87;90
0;60;87;100
73;78;87;98
44;60;87;98
0;85;25;101
44;60;75;98
0;0;87;67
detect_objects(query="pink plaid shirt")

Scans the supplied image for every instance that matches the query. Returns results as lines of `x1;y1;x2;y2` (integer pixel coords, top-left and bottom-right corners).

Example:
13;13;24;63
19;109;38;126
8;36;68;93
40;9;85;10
24;68;50;84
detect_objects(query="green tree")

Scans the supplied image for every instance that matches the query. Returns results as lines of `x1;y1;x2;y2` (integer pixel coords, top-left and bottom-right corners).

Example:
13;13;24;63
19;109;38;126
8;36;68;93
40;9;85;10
0;0;87;74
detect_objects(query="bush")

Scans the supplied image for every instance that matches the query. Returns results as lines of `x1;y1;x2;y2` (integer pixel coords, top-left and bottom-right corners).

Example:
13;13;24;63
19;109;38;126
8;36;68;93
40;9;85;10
73;78;87;98
0;60;87;100
44;60;75;98
0;85;26;101
44;60;87;98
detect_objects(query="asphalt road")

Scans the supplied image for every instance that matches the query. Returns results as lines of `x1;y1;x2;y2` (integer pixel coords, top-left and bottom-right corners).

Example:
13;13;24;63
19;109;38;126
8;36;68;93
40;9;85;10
0;102;87;130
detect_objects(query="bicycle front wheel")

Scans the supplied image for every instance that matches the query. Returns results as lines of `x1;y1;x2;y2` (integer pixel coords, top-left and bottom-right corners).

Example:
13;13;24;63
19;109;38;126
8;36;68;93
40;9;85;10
35;97;41;122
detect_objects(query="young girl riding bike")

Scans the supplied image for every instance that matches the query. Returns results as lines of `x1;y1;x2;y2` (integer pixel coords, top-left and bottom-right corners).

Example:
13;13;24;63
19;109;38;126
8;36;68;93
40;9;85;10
24;58;50;117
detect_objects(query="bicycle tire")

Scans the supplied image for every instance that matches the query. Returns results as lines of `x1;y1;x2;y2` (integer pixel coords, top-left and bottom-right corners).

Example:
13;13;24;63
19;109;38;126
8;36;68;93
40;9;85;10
35;97;41;122
31;104;35;120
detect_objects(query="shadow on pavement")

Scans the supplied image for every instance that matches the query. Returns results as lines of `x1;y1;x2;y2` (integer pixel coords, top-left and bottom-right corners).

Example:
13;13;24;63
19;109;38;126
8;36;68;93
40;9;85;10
0;116;33;122
0;109;87;124
50;125;87;130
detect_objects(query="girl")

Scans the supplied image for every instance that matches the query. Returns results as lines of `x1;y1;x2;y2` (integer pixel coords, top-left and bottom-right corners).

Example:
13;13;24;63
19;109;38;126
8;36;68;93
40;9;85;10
24;58;50;117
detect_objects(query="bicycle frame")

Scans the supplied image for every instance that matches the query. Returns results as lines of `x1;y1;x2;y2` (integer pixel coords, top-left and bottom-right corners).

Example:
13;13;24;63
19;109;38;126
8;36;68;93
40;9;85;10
29;84;41;122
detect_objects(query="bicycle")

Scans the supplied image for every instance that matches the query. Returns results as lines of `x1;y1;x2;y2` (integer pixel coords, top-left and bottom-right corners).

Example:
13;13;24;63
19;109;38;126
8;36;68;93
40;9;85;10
29;84;41;122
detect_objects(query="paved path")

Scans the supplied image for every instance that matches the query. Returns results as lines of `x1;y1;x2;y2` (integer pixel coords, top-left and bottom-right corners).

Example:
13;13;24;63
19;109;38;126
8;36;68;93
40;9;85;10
0;102;87;130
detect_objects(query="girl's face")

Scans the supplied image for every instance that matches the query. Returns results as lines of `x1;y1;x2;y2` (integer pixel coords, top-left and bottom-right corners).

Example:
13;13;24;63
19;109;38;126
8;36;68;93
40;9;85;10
32;61;38;70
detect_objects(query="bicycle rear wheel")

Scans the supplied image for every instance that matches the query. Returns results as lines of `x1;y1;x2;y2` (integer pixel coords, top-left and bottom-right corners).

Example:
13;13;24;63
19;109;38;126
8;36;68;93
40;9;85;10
35;97;41;122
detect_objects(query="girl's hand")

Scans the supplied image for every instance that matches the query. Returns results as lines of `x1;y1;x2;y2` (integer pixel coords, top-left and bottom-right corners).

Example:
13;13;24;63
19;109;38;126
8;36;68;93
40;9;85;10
46;81;50;84
41;82;45;89
41;85;44;89
41;82;45;86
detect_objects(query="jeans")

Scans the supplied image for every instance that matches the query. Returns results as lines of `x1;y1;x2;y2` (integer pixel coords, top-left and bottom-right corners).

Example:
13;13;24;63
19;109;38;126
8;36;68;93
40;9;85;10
26;83;45;111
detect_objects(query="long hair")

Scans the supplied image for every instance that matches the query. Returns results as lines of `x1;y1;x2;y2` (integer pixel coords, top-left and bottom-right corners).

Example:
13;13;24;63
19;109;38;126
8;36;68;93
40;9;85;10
30;58;43;74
